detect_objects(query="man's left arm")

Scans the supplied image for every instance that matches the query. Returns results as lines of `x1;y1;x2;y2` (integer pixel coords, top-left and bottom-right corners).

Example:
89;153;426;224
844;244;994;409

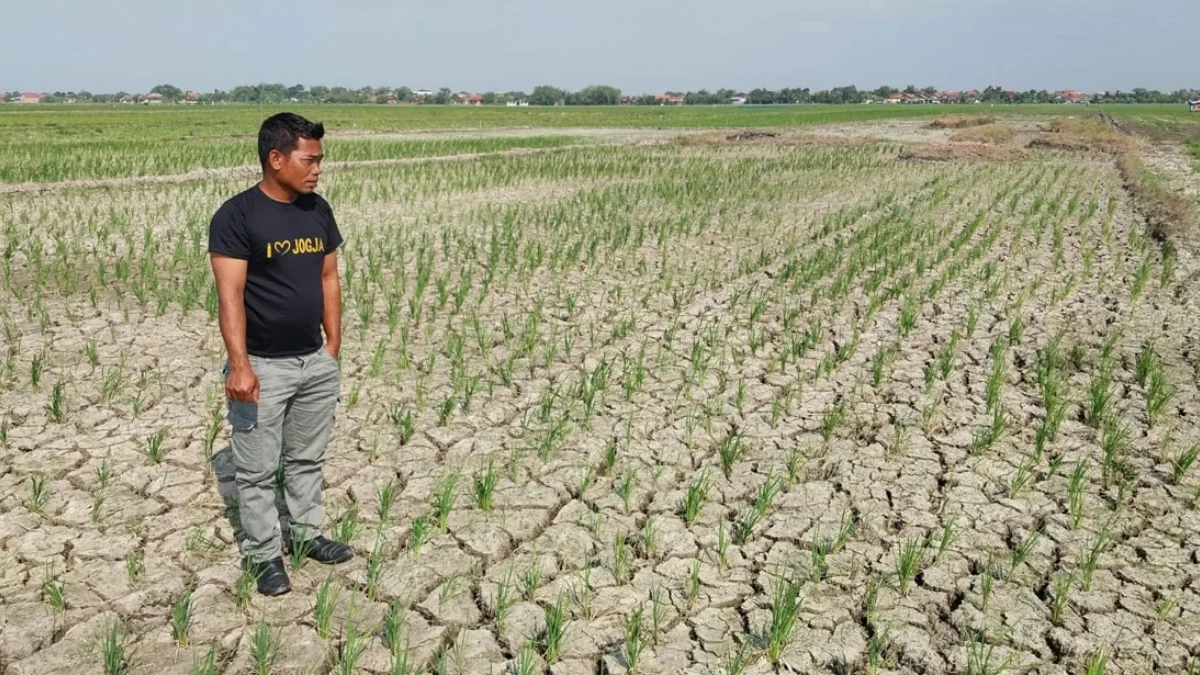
321;252;342;360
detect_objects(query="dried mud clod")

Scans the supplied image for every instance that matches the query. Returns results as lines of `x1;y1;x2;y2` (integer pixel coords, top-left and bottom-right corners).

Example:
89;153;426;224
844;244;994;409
928;115;996;129
726;130;779;142
899;142;1026;162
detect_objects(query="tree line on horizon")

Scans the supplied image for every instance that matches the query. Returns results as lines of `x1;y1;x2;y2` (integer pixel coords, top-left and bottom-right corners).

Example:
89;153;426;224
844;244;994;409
8;83;1199;105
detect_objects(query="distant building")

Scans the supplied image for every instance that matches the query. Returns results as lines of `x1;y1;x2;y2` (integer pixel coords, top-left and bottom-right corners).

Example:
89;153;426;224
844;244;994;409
885;92;903;104
19;92;43;104
143;92;163;104
1056;89;1091;104
467;94;484;106
654;93;684;105
185;91;200;102
506;99;529;107
0;93;6;102
1189;99;1200;112
731;92;748;105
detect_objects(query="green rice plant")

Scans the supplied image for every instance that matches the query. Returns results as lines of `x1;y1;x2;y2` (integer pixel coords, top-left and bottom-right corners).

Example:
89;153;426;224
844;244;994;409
1087;369;1113;428
47;380;67;422
125;550;144;583
971;407;1008;455
538;596;569;665
313;576;340;639
1100;417;1131;488
491;569;514;632
102;621;130;675
899;299;918;337
170;586;194;645
191;644;218;675
249;616;279;675
623;605;647;672
390;405;415;445
1069;461;1088;529
894;537;925;595
640;517;658;560
765;565;804;665
382;599;409;656
717;428;746;478
616;468;637;514
331;502;360;545
871;345;894;388
1172;443;1198;485
686;557;702;609
521;560;543;601
1010;528;1042;571
432;474;458;531
1084;650;1109;675
288;533;315;571
1048;572;1073;626
612;533;631;584
680;469;711;525
650;586;666;644
1079;528;1111;591
785;447;805;487
985;358;1005;413
30;349;45;388
717;520;730;570
42;567;65;612
333;616;368;675
1135;342;1157;388
933;516;958;564
1009;454;1036;499
146;428;167;464
26;474;50;514
966;628;1015;675
365;534;387;600
721;643;752;675
472;459;498;512
1154;594;1178;625
1007;316;1023;346
514;641;539;675
1146;369;1176;428
822;398;847;440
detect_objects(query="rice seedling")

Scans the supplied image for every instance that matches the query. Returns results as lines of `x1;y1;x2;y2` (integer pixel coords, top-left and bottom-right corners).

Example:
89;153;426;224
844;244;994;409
520;560;543;601
125;550;145;583
616;468;638;514
623;605;647;672
686;557;702;609
1135;342;1157;388
717;428;746;478
432;473;458;531
765;565;805;665
1154;594;1178;625
971;407;1008;454
146;428;167;464
102;621;130;675
192;645;218;675
1010;528;1042;571
333;616;368;675
235;566;259;610
1084;650;1109;675
680;469;711;525
1048;572;1074;626
538;596;569;665
1146;369;1175;428
1172;443;1198;485
933;516;958;564
366;534;388;599
288;533;315;572
472;458;498;511
249;616;279;675
313;576;340;639
1079;528;1111;591
169;586;195;645
331;502;360;545
966;628;1016;675
26;474;50;514
1069;461;1088;529
514;641;539;675
47;379;67;422
42;567;65;612
1009;454;1036;498
894;537;925;595
1087;369;1113;428
1100;416;1131;488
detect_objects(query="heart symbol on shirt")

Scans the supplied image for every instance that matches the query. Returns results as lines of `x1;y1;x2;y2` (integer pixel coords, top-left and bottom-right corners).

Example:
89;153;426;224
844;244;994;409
274;240;291;255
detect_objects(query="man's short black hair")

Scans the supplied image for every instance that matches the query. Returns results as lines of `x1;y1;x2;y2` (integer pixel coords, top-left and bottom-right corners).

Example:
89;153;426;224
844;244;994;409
258;112;325;167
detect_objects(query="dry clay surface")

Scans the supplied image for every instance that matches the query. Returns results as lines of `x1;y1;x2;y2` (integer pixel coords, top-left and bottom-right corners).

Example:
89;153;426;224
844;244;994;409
0;129;1199;675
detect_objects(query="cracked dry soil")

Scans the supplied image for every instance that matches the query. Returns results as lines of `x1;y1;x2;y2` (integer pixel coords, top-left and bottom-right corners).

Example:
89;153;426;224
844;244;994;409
0;131;1198;675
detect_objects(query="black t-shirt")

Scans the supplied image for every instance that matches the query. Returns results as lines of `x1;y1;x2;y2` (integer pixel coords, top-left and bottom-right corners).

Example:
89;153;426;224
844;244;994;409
208;185;343;358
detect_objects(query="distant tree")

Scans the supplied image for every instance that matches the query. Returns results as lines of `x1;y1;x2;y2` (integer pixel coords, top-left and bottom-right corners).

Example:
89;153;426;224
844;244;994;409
746;88;776;105
576;85;620;105
310;85;330;102
635;94;657;105
150;84;183;101
395;86;413;102
432;87;452;104
530;85;564;106
481;91;498;104
505;91;528;102
286;84;307;100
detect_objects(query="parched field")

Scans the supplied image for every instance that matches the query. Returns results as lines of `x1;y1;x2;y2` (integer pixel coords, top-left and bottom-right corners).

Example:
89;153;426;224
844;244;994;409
1;107;1198;675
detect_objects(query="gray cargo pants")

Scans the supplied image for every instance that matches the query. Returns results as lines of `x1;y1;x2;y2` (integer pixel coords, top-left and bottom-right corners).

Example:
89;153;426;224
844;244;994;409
224;348;340;564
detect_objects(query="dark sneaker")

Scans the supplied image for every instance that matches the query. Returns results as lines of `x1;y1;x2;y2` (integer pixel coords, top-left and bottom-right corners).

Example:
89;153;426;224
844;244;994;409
248;557;291;597
287;535;354;565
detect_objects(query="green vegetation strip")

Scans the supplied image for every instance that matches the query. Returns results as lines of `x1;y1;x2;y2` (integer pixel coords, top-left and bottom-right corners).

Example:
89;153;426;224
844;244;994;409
0;135;579;184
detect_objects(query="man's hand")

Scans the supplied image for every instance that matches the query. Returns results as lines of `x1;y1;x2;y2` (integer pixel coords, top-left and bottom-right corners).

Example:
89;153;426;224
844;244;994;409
324;342;340;362
226;363;260;402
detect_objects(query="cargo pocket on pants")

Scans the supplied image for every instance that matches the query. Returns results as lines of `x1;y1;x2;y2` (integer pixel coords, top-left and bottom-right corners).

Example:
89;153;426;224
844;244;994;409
228;400;259;432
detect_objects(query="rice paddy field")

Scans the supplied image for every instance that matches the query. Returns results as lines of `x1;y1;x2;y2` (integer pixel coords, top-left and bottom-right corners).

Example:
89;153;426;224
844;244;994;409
0;104;1198;675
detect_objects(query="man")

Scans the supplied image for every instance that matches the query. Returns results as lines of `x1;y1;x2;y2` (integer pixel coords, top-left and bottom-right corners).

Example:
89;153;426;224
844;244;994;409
208;112;352;597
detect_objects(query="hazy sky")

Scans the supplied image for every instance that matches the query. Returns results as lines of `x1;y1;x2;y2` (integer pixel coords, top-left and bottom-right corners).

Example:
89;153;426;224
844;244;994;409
5;0;1197;94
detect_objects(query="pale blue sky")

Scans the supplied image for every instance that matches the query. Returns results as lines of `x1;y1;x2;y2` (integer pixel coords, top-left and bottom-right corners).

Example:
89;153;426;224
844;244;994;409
4;0;1197;94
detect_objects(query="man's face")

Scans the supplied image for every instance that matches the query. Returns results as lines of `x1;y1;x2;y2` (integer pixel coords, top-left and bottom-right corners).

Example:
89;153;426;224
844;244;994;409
270;136;324;195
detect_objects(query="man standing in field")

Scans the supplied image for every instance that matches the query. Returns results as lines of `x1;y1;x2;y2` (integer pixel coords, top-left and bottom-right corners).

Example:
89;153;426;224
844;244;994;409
208;112;352;597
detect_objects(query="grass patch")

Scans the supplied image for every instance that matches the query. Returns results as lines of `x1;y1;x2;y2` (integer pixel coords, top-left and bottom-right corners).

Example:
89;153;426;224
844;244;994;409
929;115;996;129
951;125;1016;145
1117;151;1195;242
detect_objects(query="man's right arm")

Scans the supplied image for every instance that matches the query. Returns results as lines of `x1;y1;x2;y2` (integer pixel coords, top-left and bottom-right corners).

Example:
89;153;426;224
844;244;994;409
211;253;259;402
